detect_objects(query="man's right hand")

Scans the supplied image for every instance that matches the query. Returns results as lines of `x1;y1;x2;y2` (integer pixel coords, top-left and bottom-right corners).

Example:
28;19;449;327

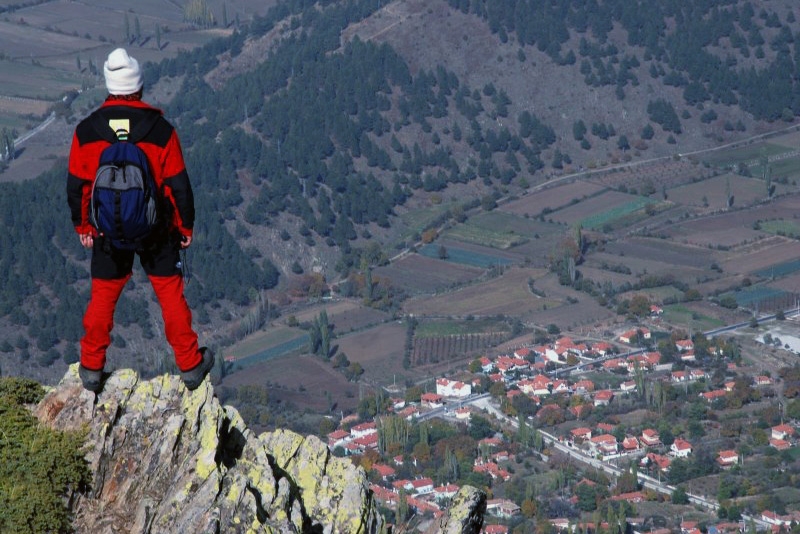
79;233;94;248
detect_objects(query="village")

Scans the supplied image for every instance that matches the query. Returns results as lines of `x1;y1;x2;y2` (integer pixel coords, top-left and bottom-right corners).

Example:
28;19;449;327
324;311;800;534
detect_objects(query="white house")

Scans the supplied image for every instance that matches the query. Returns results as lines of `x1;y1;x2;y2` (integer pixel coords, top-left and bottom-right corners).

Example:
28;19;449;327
350;421;377;439
410;477;435;495
670;438;692;458
771;424;795;441
436;378;472;398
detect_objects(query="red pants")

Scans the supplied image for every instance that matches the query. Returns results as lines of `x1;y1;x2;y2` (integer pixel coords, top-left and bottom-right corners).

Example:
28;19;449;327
80;274;201;372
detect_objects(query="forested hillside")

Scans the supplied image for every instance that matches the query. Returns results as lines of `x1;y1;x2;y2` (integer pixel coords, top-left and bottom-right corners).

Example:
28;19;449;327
2;0;800;383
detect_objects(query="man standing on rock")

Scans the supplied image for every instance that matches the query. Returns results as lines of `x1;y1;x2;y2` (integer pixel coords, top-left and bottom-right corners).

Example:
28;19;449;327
66;48;213;393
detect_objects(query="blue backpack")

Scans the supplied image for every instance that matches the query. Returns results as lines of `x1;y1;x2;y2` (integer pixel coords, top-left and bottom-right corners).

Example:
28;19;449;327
89;112;163;250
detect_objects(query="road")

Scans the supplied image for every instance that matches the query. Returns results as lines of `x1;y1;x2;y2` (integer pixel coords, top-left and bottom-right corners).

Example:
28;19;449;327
13;111;56;146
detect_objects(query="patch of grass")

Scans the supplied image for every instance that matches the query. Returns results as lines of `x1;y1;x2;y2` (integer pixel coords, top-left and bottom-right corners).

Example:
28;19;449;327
757;219;800;238
662;304;725;330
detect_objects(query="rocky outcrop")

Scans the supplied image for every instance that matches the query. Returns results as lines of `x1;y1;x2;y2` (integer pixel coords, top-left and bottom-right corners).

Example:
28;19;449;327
35;366;486;534
424;487;486;534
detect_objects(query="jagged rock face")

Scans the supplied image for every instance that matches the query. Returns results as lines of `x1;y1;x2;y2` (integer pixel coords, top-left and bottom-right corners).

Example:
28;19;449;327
36;366;487;534
36;365;386;533
423;487;486;534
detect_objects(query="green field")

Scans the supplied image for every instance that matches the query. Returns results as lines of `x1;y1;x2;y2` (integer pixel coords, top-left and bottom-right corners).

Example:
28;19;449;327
579;197;653;230
758;219;800;238
444;223;527;249
443;211;540;249
699;142;789;167
746;156;800;183
0;59;83;100
662;304;725;330
418;243;513;267
227;325;306;359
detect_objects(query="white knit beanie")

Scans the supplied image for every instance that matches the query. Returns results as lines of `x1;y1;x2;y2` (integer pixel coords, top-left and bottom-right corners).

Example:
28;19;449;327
104;48;143;95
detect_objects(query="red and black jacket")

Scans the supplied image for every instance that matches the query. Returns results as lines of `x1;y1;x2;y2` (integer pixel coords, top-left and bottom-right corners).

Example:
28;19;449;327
67;99;195;239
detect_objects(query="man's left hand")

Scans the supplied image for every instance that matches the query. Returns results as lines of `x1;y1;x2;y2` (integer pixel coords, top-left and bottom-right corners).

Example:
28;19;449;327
180;235;192;249
79;233;94;248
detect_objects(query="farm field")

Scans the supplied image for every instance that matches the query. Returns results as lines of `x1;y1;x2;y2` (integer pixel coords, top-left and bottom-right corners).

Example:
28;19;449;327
527;294;617;331
415;317;509;337
226;325;304;360
402;266;558;318
500;180;608;217
289;299;391;334
397;202;452;238
753;258;800;279
418;241;515;268
410;330;507;368
580;251;668;280
726;285;792;310
601;237;718;269
663;195;800;246
764;271;800;294
334;321;410;385
719;235;800;276
442;211;557;249
769;130;800;149
695;130;800;186
574;264;635;288
699;141;791;167
758;218;800;238
373;253;483;295
752;154;800;183
546;189;651;229
661;303;727;332
666;219;765;248
223;353;359;413
664;173;788;210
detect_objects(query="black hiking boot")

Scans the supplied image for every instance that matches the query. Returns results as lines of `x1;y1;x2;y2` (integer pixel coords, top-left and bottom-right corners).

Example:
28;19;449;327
79;365;106;393
181;347;215;391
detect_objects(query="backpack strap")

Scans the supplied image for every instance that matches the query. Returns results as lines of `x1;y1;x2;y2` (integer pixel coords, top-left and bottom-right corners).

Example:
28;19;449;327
89;108;161;144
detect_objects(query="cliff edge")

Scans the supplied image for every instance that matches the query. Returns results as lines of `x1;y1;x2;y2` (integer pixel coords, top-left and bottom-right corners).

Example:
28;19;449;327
34;365;486;534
